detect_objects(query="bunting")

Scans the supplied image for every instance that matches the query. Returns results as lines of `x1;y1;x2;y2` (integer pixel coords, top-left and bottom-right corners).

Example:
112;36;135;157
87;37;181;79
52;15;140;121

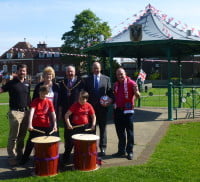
107;4;200;42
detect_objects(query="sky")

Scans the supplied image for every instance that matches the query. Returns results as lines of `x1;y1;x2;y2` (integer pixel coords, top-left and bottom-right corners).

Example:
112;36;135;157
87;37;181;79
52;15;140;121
0;0;200;55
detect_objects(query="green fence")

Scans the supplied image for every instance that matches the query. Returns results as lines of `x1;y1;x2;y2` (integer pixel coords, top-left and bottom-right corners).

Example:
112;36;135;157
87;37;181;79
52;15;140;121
138;86;200;119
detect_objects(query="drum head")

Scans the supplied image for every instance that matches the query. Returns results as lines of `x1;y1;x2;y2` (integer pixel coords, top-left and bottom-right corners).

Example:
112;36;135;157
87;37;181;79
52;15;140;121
72;134;99;141
31;136;61;143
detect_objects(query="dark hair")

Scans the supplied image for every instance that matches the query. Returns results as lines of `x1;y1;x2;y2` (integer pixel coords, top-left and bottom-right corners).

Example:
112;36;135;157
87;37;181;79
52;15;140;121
39;85;49;93
79;90;89;99
17;64;27;70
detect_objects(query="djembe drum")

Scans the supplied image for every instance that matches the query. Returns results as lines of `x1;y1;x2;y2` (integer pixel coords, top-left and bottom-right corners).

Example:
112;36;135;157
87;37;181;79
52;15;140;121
31;136;60;176
72;134;99;171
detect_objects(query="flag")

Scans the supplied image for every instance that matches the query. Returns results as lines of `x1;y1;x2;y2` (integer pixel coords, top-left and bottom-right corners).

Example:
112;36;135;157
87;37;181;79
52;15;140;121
137;69;146;82
0;70;4;76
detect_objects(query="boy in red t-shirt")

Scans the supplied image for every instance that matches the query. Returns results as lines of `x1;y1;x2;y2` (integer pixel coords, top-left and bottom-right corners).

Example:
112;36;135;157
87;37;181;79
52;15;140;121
20;85;57;165
63;90;96;163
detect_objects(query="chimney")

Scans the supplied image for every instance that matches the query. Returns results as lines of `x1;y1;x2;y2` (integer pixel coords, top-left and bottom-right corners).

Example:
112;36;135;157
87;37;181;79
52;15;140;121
37;41;47;48
186;30;191;36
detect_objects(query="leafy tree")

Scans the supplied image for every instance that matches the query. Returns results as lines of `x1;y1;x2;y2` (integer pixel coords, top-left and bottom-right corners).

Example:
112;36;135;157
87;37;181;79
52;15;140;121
61;9;111;53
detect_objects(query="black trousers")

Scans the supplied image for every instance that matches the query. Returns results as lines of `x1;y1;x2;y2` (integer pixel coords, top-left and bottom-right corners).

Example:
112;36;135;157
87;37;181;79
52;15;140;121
22;126;57;160
114;109;134;154
94;105;108;151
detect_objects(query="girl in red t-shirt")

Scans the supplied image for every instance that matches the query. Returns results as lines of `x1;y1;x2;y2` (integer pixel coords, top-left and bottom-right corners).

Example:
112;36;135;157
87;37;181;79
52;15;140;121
20;85;57;165
63;90;96;163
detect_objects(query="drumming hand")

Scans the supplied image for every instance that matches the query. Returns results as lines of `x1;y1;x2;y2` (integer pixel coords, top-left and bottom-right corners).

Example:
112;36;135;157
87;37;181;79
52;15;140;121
28;126;34;131
90;125;95;131
67;124;73;130
53;126;58;132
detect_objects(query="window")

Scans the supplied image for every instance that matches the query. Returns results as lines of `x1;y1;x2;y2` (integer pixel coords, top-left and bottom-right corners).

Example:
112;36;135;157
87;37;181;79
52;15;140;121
12;65;17;73
62;64;66;71
3;65;8;73
54;64;59;71
17;52;24;58
6;52;13;59
38;64;45;72
39;52;45;58
47;52;52;58
54;52;60;58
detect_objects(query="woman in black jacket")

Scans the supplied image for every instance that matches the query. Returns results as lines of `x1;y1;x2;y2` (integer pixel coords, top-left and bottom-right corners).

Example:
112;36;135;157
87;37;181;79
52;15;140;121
32;66;60;131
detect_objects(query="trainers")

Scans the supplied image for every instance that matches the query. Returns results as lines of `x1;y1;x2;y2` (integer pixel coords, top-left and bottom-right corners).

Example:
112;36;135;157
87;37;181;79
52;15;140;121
127;153;133;160
112;152;126;157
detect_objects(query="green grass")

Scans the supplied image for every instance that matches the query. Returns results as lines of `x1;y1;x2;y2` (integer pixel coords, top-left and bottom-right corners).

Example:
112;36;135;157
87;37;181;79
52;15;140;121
2;122;200;182
0;92;9;103
0;105;9;147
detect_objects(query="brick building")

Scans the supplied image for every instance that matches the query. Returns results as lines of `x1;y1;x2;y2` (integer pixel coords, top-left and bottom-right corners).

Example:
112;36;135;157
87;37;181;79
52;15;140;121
0;41;87;83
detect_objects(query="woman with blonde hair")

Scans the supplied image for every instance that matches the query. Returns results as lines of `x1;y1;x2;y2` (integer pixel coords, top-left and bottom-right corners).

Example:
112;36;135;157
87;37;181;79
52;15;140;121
32;66;60;128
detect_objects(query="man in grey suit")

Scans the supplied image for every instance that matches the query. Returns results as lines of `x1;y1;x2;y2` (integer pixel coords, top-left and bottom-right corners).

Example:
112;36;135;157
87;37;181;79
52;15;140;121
84;61;113;156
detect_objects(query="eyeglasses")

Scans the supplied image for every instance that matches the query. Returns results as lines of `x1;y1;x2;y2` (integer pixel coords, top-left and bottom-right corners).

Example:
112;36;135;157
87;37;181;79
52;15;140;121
81;96;88;99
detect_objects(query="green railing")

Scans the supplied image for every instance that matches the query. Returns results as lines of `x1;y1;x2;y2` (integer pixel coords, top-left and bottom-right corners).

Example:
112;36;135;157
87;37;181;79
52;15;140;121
138;86;200;119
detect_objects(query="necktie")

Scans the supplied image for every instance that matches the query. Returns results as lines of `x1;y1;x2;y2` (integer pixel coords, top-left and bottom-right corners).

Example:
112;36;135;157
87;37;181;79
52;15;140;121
94;75;99;93
68;79;72;87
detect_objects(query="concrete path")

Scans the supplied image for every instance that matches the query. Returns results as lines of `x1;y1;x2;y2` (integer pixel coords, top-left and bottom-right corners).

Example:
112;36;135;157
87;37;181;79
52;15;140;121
0;107;193;180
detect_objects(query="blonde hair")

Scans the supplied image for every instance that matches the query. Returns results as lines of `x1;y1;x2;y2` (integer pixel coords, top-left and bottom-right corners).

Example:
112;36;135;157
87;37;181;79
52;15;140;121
43;66;55;79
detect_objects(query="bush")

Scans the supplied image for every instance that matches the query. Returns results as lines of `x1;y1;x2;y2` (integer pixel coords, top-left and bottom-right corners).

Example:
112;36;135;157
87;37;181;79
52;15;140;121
149;72;160;80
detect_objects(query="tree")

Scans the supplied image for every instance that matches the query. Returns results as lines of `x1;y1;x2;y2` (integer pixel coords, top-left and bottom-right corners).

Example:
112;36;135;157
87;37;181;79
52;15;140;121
61;9;111;54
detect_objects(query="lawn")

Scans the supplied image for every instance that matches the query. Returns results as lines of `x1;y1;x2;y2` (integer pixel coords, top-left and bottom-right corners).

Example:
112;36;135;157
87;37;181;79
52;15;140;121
1;122;199;182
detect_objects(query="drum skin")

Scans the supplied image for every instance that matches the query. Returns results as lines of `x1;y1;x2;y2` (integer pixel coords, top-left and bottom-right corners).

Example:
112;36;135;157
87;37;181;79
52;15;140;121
31;136;60;176
72;134;99;171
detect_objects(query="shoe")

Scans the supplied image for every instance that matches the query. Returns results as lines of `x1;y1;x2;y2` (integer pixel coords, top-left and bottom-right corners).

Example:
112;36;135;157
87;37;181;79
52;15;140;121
8;158;17;166
112;152;126;157
16;155;22;161
19;157;29;165
98;150;106;157
127;153;133;160
62;153;70;164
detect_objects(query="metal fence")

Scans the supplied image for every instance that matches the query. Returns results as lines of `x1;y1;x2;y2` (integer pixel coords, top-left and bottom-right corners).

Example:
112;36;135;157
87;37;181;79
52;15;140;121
139;85;200;120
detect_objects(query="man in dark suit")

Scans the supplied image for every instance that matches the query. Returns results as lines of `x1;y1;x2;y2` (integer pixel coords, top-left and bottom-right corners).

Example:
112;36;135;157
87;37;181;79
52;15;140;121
84;61;113;156
58;65;84;162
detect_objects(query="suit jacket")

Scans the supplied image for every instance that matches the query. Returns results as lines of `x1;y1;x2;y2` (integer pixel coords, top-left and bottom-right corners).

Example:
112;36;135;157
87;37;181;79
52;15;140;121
84;74;113;108
59;77;84;116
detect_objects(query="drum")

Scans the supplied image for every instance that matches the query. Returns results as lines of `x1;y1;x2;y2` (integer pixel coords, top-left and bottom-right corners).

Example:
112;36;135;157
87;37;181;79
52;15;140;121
72;134;100;171
31;136;60;176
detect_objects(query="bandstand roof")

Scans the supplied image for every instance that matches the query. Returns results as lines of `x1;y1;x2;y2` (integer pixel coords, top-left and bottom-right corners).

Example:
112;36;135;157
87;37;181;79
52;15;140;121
83;4;200;59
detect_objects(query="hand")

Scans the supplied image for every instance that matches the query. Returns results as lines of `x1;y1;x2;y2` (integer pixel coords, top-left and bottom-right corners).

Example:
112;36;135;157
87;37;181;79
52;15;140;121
28;126;33;131
67;124;73;130
90;125;95;131
53;126;57;132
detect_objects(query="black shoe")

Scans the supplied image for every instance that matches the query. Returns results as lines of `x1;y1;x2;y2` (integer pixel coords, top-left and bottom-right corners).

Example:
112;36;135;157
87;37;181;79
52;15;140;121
62;153;70;164
19;157;29;165
127;153;133;160
98;150;106;157
112;152;126;157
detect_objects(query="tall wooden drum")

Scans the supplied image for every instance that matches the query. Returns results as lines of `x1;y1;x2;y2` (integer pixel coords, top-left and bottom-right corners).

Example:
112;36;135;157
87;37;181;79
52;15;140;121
72;134;99;171
31;136;60;176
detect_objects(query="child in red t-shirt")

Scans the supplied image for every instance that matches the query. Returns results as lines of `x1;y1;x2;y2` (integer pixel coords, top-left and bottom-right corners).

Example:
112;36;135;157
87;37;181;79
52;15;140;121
63;90;96;163
20;85;57;165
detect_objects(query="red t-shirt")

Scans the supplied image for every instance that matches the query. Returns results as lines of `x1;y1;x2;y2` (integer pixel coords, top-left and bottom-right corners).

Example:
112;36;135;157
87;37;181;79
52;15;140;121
69;102;95;125
31;98;55;127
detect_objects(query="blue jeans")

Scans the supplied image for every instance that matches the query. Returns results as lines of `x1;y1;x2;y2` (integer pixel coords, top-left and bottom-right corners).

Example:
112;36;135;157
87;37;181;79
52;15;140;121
114;108;134;154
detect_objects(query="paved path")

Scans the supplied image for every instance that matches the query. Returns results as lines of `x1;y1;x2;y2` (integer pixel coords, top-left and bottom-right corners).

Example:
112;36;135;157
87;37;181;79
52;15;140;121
0;107;196;180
